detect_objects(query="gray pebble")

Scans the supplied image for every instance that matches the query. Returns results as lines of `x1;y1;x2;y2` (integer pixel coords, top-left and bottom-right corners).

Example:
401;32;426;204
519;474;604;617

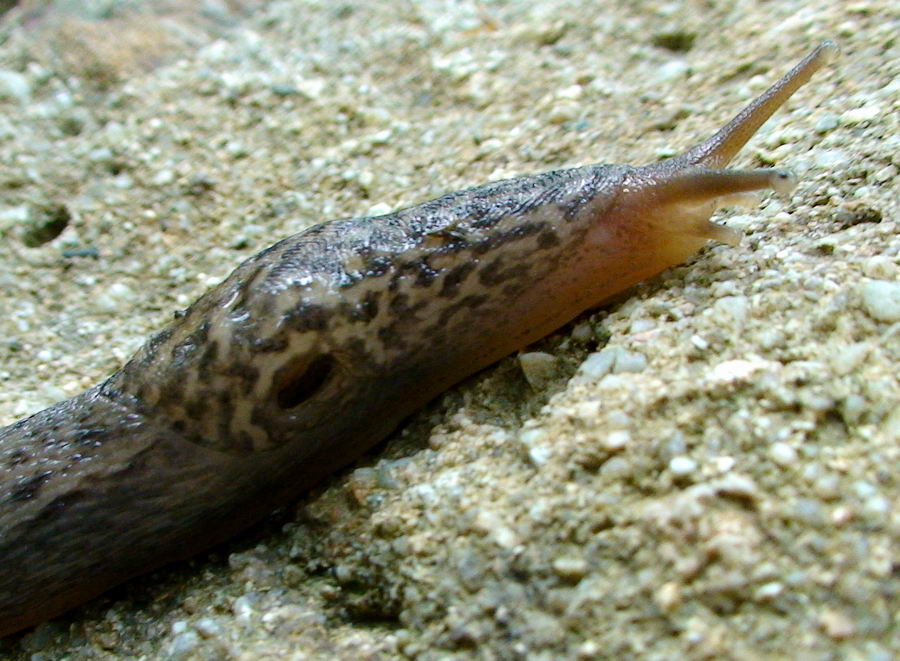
599;456;632;479
578;349;617;379
232;594;258;623
0;69;30;102
519;351;559;389
194;617;224;638
814;149;848;169
96;283;136;313
714;295;749;324
167;631;200;660
577;346;647;380
790;498;826;526
613;350;647;374
655;59;690;81
830;342;869;376
815;114;839;133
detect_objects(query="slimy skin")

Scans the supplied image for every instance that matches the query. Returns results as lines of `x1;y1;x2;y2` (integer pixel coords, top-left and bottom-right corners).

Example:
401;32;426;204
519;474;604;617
0;42;836;636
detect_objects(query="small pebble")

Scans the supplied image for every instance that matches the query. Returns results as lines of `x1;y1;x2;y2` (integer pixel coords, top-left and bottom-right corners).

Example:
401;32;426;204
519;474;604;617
528;445;553;466
96;283;136;313
519;351;559;389
295;77;326;99
853;480;877;499
711;473;759;500
831;506;854;526
830;342;869;376
791;498;826;526
167;631;200;660
863;495;889;516
768;442;797;466
841;104;881;125
570;400;602;420
654;581;682;612
630;318;656;333
153;169;176;186
813;149;848;169
194;617;223;639
602;430;631;451
714;295;749;324
814;114;839;133
755;581;783;600
519;428;553;466
232;594;257;623
87;147;115;164
668;456;697;476
577;641;600;659
113;173;134;189
599;456;631;479
0;69;31;102
551;555;588;581
654;59;690;81
613;350;647;374
818;609;856;639
872;164;897;183
861;280;900;322
578;350;617;378
690;334;709;350
708;359;771;384
861;256;897;279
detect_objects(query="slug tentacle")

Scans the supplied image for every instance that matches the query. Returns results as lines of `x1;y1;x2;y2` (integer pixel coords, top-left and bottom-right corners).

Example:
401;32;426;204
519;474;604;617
650;168;797;204
678;40;838;168
0;43;835;637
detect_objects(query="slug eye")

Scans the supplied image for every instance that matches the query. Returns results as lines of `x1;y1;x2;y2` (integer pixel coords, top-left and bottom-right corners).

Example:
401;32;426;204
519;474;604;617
275;354;335;409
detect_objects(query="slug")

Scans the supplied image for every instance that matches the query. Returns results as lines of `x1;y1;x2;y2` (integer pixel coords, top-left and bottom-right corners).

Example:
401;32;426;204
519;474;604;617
0;42;836;636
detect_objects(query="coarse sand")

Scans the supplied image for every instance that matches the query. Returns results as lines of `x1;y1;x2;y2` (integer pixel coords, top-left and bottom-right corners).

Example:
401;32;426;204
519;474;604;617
0;0;897;658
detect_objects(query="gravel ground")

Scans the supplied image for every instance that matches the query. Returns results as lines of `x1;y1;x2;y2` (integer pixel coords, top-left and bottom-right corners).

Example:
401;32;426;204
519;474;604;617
0;0;897;659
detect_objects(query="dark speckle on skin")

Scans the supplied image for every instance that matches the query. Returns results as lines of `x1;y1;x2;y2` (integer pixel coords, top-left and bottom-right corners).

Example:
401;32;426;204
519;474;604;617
537;229;561;250
343;290;380;322
225;363;260;394
5;450;28;468
478;259;531;287
439;262;478;298
9;471;52;503
361;255;393;279
437;293;490;326
197;341;220;378
252;336;289;353
284;302;329;331
412;259;440;288
389;292;410;315
185;397;205;421
71;428;108;445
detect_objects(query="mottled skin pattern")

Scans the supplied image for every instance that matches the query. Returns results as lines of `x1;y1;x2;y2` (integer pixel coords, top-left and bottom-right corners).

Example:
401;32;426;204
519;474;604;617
114;165;627;455
0;43;835;636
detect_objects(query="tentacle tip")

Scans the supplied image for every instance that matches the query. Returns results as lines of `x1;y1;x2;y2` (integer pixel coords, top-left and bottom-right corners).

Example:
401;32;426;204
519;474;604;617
770;169;797;196
816;40;840;63
704;221;743;248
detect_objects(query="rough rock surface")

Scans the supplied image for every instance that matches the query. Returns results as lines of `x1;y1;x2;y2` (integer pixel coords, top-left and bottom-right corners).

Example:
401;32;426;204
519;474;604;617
0;0;897;659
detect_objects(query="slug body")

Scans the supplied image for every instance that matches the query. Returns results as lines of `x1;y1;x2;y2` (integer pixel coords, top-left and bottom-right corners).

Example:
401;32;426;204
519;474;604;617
0;43;835;636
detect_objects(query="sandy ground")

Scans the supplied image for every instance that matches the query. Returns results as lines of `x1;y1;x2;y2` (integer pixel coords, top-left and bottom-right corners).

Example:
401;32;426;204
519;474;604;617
0;0;897;659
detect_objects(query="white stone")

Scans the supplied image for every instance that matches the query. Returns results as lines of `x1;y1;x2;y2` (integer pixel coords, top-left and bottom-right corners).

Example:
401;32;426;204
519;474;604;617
861;280;900;322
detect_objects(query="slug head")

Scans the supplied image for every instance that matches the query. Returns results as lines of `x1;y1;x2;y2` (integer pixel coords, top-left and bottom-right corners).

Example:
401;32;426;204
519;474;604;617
593;41;836;269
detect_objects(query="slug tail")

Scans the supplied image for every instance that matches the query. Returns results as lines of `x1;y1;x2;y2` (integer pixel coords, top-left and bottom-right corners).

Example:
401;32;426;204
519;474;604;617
681;40;838;169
